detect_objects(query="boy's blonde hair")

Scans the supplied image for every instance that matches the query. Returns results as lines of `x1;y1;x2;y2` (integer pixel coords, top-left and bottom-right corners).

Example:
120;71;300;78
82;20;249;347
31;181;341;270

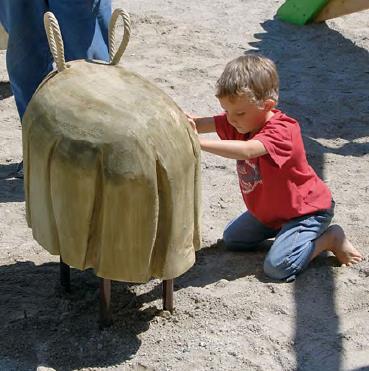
216;54;279;105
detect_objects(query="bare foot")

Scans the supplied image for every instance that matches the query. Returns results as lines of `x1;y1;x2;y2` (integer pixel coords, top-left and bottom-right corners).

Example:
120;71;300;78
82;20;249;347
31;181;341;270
312;225;363;266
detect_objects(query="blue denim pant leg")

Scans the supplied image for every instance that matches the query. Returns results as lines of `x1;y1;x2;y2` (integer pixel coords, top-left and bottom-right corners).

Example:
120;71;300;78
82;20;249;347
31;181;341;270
263;205;335;281
49;0;111;61
223;211;279;251
0;0;52;119
0;0;111;119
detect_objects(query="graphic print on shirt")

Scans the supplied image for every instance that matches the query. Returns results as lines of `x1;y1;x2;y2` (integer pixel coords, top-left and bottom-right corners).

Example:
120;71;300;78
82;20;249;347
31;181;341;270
237;160;262;194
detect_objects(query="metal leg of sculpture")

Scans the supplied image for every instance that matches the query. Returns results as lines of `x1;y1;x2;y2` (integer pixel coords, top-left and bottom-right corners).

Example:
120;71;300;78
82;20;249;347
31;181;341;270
60;257;71;292
163;279;174;313
99;278;113;327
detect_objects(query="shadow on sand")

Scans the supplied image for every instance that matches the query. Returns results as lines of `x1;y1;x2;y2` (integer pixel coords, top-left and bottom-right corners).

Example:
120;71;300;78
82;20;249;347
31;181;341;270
0;241;344;370
0;261;157;370
0;243;266;370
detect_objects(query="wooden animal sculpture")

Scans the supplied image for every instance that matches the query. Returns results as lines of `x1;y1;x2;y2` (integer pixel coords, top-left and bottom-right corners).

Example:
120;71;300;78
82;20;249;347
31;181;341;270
22;9;201;324
0;23;8;50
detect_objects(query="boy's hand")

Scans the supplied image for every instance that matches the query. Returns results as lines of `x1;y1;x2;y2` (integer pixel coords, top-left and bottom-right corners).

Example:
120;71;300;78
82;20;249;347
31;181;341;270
185;113;198;134
185;114;216;134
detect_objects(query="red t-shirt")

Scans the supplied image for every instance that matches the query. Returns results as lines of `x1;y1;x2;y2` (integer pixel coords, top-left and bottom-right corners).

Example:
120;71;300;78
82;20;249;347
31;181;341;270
214;109;332;229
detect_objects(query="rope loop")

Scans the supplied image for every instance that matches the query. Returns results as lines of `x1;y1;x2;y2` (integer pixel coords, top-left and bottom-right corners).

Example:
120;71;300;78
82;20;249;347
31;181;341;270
109;8;131;65
43;12;67;72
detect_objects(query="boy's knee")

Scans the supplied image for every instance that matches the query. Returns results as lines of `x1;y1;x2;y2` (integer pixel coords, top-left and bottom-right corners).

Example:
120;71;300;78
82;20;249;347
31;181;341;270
222;230;255;251
263;254;299;281
222;229;238;250
222;236;259;252
222;232;236;250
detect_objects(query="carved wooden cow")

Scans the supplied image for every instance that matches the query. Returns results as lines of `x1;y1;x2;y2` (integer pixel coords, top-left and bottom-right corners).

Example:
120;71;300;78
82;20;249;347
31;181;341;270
0;23;7;50
22;10;201;323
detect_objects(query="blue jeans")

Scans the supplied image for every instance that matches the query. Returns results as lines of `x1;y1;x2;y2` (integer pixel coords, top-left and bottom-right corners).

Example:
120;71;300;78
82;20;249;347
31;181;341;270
0;0;111;119
223;203;335;280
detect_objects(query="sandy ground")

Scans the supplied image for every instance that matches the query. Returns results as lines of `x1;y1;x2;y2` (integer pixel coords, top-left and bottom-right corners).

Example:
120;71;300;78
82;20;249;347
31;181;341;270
1;1;369;370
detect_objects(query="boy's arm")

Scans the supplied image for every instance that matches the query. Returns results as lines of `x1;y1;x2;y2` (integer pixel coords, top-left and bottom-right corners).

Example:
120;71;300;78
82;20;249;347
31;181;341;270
199;138;267;160
187;115;216;133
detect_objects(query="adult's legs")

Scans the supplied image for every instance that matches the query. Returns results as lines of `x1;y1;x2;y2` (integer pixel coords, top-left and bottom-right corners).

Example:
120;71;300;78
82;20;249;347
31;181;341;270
223;211;278;251
0;0;52;119
0;0;112;120
49;0;111;62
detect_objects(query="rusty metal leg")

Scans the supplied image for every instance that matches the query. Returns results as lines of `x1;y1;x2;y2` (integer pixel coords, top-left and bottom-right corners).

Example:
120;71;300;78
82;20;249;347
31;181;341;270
99;278;112;327
60;257;71;292
163;279;174;313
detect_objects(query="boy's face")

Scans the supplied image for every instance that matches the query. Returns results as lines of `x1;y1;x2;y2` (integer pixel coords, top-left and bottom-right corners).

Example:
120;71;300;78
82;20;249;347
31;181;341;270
219;95;274;135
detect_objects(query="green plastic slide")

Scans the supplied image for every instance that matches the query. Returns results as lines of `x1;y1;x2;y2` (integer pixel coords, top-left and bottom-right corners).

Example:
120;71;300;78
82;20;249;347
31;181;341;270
276;0;329;25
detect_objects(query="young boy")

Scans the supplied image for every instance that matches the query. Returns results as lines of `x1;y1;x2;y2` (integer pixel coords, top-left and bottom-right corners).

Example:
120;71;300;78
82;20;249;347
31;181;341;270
188;54;363;280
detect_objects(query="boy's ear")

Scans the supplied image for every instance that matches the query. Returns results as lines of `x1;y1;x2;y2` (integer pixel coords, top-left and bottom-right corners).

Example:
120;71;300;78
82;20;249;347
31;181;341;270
263;99;276;111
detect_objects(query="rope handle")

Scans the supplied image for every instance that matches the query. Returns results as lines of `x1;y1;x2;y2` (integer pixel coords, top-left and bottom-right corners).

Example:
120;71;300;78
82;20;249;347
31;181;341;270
44;9;131;70
44;12;67;72
109;8;131;65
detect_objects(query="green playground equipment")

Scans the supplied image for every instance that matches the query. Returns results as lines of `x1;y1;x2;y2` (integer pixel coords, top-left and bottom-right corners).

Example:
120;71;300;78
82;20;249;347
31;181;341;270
276;0;329;25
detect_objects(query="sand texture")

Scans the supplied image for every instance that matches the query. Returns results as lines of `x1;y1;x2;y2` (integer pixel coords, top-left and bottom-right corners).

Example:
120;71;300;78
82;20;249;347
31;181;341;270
0;0;368;370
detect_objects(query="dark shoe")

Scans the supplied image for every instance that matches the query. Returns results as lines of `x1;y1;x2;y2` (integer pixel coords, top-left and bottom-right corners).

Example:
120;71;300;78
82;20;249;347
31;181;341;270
14;161;24;179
